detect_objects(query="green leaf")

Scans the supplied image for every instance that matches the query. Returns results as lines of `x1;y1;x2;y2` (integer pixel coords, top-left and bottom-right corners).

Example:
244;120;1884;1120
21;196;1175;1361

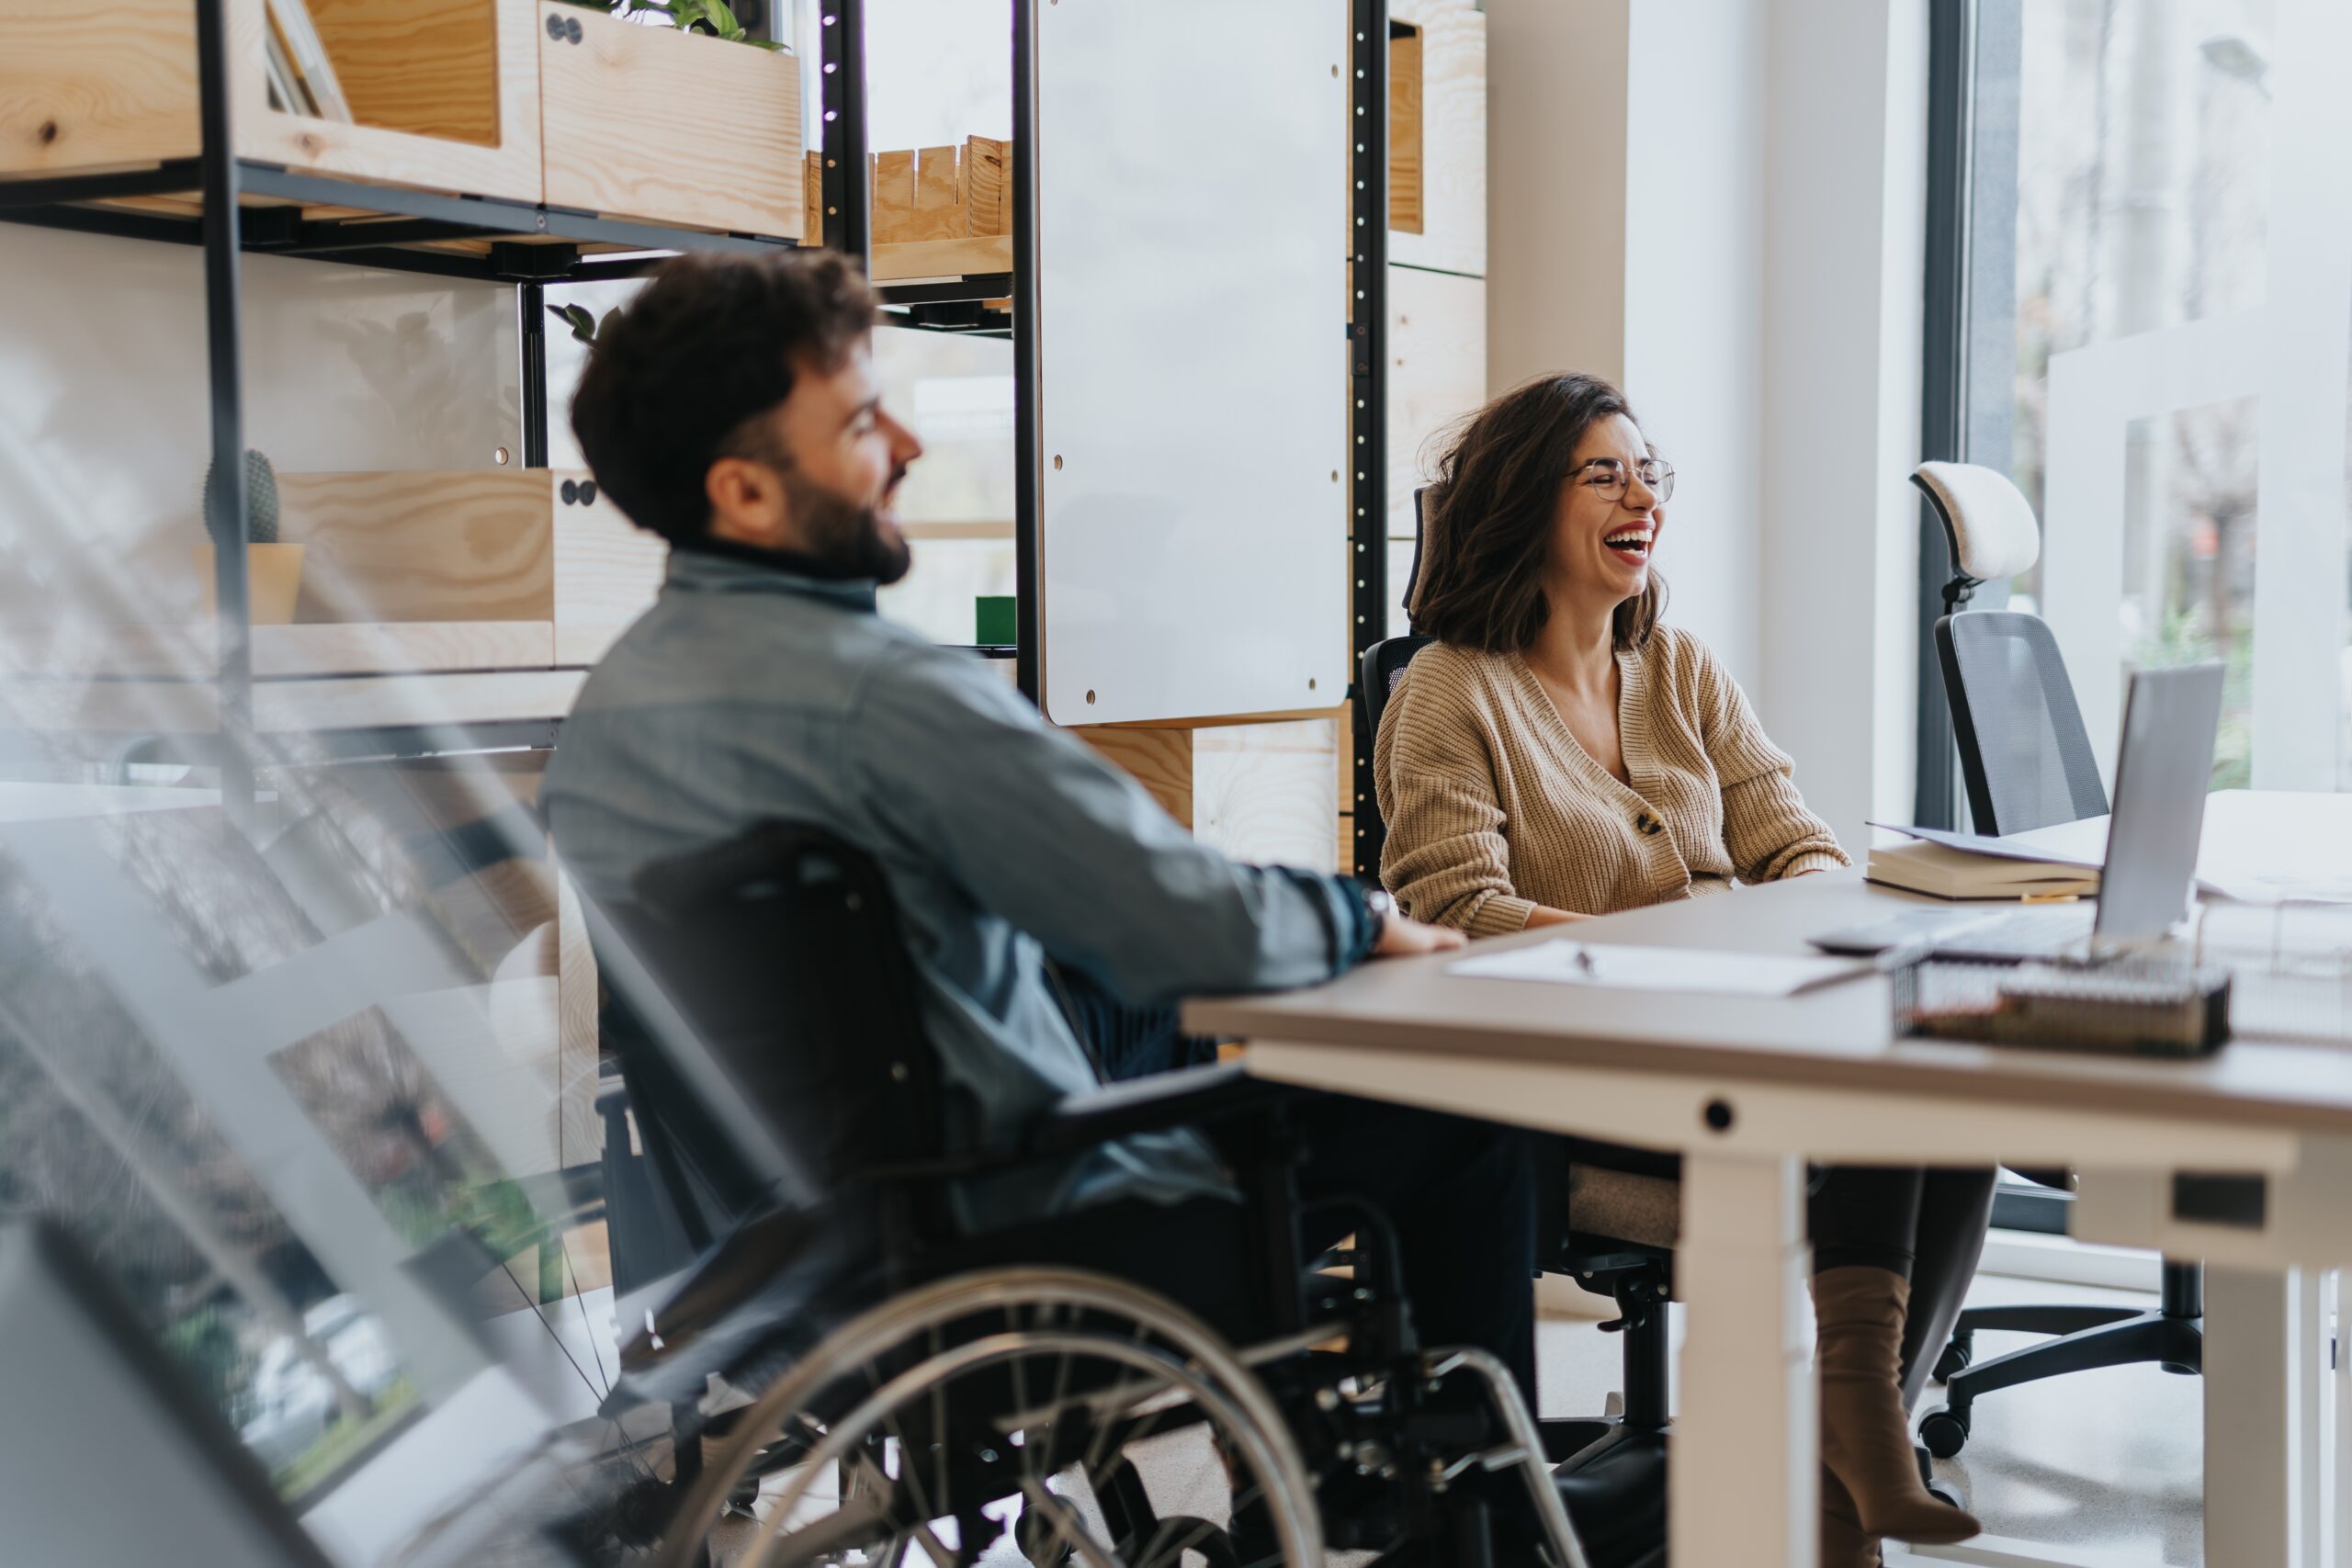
703;0;741;31
599;307;623;340
548;302;599;344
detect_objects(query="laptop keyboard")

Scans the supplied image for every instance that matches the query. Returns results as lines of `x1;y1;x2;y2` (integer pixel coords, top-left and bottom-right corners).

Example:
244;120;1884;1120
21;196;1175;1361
1928;904;2098;961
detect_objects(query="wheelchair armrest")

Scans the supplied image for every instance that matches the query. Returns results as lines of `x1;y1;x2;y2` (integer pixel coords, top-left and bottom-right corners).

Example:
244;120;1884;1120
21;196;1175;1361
1023;1062;1301;1157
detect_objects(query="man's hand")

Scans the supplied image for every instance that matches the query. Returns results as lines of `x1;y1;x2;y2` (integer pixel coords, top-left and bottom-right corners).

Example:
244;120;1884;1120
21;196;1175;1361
1373;913;1467;957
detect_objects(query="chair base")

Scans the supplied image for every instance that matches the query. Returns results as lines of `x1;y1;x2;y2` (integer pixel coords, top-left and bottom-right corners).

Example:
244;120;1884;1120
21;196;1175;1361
1922;1308;2203;1458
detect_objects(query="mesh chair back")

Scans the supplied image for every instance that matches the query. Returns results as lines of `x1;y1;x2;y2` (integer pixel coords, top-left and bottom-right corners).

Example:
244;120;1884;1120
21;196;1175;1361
589;823;949;1245
1936;611;2109;836
1358;635;1433;743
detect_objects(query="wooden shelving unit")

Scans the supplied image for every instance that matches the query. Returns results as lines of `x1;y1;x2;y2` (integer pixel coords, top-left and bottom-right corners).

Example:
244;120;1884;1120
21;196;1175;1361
0;0;827;790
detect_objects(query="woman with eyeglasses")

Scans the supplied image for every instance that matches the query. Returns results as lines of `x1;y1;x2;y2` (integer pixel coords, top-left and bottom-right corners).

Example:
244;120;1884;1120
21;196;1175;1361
1374;373;1993;1566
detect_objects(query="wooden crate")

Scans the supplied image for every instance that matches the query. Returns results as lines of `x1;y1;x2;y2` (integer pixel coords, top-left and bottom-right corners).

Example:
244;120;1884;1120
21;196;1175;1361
539;0;802;239
0;0;544;204
851;135;1015;279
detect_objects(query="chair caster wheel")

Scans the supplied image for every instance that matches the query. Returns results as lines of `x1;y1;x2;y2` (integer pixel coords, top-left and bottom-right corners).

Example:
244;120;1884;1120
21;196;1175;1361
1918;1407;1971;1460
1934;1333;1973;1383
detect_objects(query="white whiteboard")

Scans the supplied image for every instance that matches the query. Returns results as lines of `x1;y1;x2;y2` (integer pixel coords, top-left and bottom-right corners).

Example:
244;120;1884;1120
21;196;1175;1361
1034;0;1350;725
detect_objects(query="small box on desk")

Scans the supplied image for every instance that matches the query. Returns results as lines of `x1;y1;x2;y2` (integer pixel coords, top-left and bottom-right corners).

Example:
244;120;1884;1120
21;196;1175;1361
1894;953;2233;1058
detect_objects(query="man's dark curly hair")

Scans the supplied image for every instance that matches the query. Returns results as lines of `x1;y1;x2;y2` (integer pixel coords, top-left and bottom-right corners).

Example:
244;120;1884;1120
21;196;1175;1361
570;250;877;545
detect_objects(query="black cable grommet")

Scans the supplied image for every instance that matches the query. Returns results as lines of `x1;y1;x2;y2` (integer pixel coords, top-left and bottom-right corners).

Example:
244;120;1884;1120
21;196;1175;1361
1702;1100;1734;1133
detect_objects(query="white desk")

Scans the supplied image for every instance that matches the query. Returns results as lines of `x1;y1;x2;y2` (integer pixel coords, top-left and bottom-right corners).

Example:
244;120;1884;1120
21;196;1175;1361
1191;860;2352;1568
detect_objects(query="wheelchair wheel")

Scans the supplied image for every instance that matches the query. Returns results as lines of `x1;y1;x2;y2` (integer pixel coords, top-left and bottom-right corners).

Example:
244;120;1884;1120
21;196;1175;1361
657;1267;1322;1568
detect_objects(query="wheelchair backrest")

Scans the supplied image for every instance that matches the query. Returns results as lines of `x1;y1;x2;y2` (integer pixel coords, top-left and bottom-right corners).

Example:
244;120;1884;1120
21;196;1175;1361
587;821;949;1242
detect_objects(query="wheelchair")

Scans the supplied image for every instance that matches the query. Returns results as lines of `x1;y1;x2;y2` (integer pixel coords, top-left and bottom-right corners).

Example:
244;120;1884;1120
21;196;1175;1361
556;821;1664;1567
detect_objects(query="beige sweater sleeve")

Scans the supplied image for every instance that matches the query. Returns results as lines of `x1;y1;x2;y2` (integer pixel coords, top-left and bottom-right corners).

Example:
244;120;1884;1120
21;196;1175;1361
1373;661;1541;937
1686;637;1849;882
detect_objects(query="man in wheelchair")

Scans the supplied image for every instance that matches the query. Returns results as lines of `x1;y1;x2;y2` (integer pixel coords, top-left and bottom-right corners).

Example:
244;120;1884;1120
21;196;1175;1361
539;253;1639;1566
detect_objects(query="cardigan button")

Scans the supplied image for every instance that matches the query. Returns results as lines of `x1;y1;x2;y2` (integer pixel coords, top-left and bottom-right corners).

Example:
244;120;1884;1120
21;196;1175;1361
1636;810;1664;837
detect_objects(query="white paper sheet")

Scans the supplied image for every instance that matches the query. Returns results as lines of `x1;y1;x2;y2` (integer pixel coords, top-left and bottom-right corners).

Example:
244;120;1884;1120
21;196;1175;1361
1448;939;1871;998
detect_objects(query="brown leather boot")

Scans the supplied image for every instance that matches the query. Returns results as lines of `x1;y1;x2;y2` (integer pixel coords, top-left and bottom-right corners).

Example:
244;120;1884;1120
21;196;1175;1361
1819;1466;1883;1568
1814;1266;1982;1546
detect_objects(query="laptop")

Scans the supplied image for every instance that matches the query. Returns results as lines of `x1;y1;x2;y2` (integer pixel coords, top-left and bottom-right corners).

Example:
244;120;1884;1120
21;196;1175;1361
1812;662;2226;964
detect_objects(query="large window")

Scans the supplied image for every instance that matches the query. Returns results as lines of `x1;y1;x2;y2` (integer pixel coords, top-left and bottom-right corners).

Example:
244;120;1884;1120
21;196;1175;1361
1933;0;2351;799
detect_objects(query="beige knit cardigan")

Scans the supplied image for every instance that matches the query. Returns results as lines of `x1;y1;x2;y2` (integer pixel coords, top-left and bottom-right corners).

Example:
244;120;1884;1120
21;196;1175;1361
1374;626;1849;936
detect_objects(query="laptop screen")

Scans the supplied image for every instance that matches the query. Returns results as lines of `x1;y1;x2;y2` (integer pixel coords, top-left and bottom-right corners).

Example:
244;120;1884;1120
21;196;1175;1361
2094;663;2225;948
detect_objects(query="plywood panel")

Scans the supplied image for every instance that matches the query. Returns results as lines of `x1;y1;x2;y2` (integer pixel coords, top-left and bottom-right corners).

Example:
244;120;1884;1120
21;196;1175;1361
1385;0;1484;276
307;0;501;147
1386;264;1486;539
552;475;668;666
1076;726;1193;828
965;136;1012;236
1389;26;1424;235
870;149;917;243
235;0;544;205
1194;718;1340;873
871;231;1012;282
1077;718;1340;874
0;0;198;177
539;1;801;238
2;0;542;201
278;469;554;625
909;144;966;242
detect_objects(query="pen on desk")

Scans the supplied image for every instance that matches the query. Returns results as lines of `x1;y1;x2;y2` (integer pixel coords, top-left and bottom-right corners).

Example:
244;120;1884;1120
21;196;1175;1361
1783;937;1938;998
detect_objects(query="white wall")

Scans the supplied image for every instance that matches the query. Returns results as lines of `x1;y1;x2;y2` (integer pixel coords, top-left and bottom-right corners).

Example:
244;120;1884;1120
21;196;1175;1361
1623;0;1767;698
1758;0;1928;845
1485;0;1929;850
1486;0;1765;692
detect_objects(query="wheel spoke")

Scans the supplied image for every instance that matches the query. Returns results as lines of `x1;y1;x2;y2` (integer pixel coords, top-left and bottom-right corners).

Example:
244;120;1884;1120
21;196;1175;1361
1018;1476;1131;1568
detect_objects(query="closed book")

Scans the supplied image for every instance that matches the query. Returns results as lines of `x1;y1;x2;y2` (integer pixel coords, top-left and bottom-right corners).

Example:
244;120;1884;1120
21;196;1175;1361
1864;840;2098;901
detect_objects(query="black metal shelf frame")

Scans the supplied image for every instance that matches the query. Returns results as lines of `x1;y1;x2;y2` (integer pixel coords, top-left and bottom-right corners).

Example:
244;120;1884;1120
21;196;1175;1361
1350;0;1391;882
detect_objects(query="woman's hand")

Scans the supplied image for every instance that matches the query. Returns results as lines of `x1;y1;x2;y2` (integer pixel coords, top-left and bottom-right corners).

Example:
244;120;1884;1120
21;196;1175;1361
1372;914;1468;957
1525;906;1592;926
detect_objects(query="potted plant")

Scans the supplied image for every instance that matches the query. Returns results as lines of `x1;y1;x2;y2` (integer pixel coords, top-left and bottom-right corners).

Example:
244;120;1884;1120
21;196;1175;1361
198;450;306;625
561;0;786;51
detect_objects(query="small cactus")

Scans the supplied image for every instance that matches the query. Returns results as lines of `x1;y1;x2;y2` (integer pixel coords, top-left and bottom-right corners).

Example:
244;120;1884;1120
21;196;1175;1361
201;449;281;545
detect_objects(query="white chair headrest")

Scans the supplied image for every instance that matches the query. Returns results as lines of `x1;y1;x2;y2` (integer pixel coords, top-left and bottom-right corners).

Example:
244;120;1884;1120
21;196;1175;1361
1911;461;2041;583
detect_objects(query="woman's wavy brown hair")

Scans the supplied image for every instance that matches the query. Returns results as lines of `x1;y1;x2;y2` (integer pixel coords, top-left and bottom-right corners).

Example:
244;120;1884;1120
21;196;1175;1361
1408;372;1667;653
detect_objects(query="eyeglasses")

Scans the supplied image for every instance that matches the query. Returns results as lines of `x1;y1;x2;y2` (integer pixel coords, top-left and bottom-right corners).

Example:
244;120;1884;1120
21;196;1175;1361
1572;457;1675;504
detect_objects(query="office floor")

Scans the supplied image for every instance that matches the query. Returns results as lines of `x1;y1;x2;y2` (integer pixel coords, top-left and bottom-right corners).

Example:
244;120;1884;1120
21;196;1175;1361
1538;1272;2203;1567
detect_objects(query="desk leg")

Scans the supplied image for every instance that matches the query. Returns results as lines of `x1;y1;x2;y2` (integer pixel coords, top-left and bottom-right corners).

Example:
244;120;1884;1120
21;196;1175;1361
2206;1264;2313;1566
1675;1149;1816;1567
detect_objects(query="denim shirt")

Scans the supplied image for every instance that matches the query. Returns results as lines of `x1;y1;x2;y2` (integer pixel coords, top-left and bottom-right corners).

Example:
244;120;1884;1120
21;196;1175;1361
543;546;1372;1228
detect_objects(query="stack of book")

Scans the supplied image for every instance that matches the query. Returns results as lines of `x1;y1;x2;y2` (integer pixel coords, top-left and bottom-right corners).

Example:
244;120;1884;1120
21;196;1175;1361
1863;825;2100;901
263;0;351;121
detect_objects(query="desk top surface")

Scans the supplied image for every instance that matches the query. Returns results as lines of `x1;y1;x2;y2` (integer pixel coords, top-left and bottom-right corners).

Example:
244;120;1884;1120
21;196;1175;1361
1188;868;2352;1136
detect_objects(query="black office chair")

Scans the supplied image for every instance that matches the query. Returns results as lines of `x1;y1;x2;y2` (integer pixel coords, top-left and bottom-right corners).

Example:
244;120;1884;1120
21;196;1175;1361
577;821;1598;1567
1911;461;2203;1460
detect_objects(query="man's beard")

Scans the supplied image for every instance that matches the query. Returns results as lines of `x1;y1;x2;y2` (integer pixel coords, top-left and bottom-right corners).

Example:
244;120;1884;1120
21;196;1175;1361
784;465;912;585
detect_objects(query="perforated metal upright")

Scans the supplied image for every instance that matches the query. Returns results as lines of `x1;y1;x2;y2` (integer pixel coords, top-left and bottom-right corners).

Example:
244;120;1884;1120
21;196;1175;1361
1349;0;1391;883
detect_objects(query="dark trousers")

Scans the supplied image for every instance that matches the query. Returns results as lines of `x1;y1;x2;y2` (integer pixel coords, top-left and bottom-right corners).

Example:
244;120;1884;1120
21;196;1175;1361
1560;1139;1997;1394
1050;970;1538;1398
1036;1099;1542;1404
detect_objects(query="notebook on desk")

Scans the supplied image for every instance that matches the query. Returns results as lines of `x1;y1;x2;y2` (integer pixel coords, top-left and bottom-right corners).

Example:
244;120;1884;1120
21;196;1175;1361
1815;663;2225;964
